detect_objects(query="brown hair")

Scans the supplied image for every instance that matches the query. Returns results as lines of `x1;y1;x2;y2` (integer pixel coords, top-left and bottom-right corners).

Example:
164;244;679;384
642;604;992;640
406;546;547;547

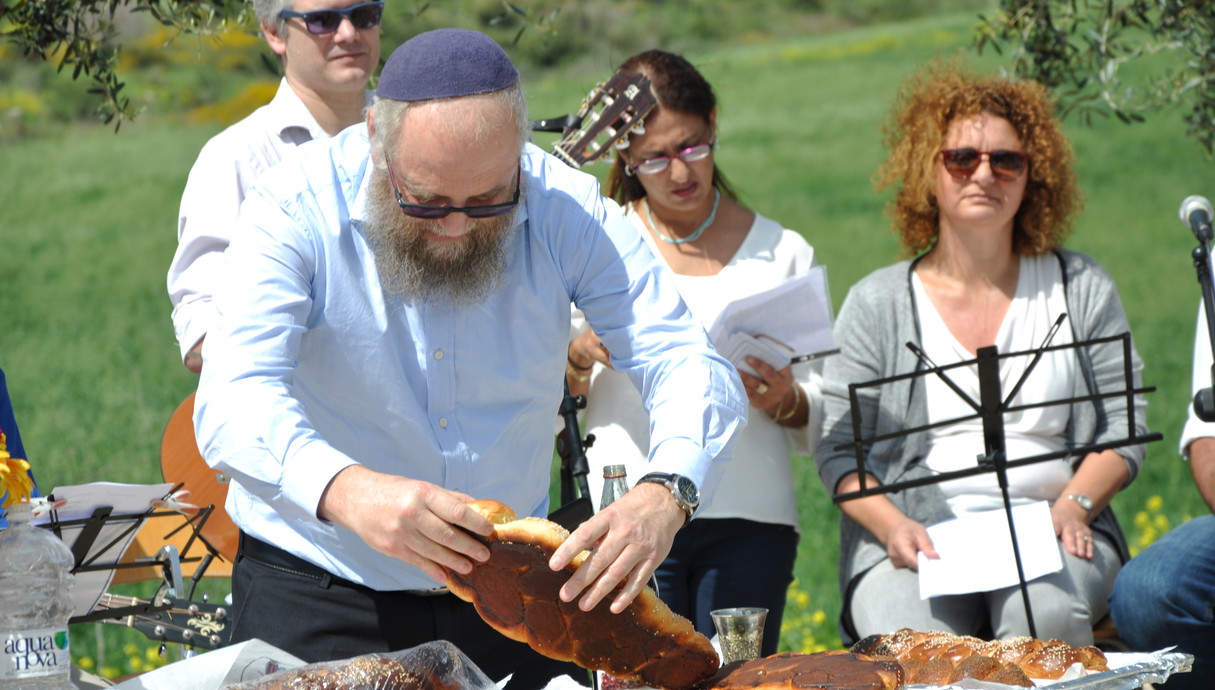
875;62;1081;256
604;50;739;205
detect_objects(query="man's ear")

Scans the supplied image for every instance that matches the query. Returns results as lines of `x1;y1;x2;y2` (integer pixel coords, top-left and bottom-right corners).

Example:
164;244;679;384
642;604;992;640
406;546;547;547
366;108;380;166
262;19;288;58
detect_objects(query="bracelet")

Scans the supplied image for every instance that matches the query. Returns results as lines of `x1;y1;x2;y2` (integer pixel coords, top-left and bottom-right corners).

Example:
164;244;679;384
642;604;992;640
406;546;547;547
565;361;590;382
567;355;592;372
773;385;801;423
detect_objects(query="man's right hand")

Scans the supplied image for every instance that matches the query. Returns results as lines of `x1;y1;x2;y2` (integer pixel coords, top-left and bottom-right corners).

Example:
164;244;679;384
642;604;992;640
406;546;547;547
317;465;494;582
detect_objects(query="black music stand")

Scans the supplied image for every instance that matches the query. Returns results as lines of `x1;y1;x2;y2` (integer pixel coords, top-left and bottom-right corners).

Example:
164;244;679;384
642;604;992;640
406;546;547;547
36;483;225;626
832;321;1161;638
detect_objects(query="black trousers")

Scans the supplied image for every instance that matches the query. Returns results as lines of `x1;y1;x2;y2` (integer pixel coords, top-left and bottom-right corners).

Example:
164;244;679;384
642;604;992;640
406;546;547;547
231;536;589;689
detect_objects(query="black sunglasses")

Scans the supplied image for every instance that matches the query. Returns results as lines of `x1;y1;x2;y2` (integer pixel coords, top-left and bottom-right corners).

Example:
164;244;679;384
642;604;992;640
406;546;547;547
940;148;1029;182
279;1;383;35
388;166;522;219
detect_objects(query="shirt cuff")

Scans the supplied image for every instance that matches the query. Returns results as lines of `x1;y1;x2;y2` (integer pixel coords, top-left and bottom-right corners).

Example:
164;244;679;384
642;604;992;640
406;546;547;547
1179;413;1215;460
281;439;360;521
173;301;220;364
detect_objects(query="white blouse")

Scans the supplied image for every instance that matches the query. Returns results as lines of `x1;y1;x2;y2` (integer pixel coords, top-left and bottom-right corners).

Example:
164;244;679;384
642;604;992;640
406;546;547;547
574;209;821;528
913;254;1076;515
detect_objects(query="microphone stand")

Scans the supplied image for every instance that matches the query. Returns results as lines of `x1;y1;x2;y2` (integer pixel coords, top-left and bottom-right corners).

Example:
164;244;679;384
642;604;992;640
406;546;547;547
549;379;595;530
1190;221;1215;422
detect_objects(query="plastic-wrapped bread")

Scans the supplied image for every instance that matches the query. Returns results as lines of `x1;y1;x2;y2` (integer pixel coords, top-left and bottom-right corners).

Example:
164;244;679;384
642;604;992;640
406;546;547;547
445;500;719;690
851;628;1106;683
225;640;494;689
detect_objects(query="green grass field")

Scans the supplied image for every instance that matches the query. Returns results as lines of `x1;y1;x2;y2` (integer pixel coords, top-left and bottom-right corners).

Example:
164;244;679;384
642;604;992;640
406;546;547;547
1;10;1211;676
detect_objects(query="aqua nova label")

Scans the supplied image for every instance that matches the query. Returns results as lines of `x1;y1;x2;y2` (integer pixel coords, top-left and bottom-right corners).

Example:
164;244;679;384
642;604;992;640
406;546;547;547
1;627;71;680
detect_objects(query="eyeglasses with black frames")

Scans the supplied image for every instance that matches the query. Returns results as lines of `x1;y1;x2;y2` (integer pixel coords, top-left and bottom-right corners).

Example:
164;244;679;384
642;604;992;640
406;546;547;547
387;165;522;220
279;1;384;35
939;148;1029;182
628;137;716;176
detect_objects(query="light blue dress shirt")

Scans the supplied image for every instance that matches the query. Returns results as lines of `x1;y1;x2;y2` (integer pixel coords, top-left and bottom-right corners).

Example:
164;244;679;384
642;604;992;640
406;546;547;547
194;126;747;591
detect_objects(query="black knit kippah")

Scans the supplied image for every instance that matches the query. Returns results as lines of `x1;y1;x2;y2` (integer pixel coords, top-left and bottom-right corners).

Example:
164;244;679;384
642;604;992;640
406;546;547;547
376;28;519;101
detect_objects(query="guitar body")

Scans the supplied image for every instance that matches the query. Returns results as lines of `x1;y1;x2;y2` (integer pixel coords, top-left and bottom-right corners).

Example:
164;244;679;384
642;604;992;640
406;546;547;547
113;392;236;584
160;391;239;562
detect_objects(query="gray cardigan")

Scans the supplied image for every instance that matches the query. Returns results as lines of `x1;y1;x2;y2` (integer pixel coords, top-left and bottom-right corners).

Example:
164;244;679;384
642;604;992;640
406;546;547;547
817;248;1148;641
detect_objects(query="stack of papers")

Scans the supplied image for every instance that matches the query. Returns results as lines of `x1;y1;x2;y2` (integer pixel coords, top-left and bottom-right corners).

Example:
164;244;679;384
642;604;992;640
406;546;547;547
706;266;836;377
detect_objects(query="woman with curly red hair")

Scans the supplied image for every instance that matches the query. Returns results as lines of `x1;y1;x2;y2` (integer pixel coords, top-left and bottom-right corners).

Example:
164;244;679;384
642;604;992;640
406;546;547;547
816;63;1147;646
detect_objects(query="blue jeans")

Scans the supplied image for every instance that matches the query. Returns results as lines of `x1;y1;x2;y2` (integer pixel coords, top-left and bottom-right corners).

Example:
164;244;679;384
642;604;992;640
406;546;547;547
1109;514;1215;690
654;517;798;657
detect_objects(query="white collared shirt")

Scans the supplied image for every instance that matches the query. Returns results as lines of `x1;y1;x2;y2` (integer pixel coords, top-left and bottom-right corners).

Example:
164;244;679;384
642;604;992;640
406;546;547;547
167;78;370;363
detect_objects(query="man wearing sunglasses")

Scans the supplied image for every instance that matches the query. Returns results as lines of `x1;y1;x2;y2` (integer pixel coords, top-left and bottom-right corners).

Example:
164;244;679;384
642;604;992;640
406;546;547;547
193;28;746;687
168;0;380;374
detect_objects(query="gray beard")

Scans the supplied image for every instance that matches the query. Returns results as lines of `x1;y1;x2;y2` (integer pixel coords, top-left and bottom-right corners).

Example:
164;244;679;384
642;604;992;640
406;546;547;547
363;167;516;306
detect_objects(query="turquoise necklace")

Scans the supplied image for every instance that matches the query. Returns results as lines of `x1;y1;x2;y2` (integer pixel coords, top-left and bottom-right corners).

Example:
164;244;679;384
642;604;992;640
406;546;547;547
644;187;721;245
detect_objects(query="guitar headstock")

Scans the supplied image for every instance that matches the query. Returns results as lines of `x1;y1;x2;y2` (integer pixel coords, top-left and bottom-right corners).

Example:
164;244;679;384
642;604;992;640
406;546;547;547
96;593;231;651
552;70;657;168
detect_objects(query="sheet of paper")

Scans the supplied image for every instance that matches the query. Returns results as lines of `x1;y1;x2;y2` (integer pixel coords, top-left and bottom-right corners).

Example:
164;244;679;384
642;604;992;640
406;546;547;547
706;266;836;371
917;500;1063;599
31;482;174;617
719;332;795;377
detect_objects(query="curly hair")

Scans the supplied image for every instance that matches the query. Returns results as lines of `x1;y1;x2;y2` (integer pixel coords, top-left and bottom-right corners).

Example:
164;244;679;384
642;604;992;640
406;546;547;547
604;50;739;205
875;62;1082;256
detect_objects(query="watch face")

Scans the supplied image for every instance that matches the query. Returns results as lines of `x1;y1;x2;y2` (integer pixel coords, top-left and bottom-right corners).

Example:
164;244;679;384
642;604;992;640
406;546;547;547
674;475;700;507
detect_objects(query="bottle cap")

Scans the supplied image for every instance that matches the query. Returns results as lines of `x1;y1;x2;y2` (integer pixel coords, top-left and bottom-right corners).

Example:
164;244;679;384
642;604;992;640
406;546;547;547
603;464;627;479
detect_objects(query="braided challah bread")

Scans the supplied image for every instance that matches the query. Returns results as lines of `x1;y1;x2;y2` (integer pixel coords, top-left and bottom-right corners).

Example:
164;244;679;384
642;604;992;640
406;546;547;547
445;499;719;690
850;628;1108;684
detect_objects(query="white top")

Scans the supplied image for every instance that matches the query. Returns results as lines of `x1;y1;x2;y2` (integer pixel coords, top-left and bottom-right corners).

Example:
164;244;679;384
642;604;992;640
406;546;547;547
576;208;822;529
167;79;371;363
1181;297;1215;457
915;253;1075;515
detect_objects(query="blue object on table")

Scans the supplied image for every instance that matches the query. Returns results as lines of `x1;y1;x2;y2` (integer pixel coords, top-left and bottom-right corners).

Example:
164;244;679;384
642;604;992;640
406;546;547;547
0;366;40;527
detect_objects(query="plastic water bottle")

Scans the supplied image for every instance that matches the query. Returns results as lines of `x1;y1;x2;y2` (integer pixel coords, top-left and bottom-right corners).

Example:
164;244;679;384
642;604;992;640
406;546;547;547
0;502;75;689
599;465;629;511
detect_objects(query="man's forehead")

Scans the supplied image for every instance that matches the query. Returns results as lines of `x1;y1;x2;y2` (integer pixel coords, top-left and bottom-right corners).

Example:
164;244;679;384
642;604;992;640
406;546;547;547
291;0;367;10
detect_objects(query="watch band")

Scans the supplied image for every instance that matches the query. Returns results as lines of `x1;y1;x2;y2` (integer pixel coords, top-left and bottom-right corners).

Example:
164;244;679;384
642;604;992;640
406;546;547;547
637;472;699;525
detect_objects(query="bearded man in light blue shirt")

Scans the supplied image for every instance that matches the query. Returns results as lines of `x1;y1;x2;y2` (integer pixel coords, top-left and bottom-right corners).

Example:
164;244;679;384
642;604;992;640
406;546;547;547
194;28;746;687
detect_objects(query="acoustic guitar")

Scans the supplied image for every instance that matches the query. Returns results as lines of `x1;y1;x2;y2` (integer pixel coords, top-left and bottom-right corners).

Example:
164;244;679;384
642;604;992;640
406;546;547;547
112;392;237;585
95;592;230;651
158;391;239;562
541;68;657;168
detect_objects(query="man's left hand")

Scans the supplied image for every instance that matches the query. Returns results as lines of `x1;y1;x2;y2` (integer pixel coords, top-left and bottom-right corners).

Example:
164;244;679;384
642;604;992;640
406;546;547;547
548;482;684;613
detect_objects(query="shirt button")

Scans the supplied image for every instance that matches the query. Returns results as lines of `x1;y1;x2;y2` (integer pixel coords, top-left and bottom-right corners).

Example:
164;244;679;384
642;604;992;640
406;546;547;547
438;417;448;428
434;349;444;360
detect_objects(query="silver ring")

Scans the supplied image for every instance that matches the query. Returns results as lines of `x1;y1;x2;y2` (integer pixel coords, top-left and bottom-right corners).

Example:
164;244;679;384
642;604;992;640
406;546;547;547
756;383;769;396
1083;534;1091;541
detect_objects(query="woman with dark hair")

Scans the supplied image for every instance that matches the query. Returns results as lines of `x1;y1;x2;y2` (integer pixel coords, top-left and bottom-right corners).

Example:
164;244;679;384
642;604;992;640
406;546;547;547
816;62;1147;645
565;50;822;654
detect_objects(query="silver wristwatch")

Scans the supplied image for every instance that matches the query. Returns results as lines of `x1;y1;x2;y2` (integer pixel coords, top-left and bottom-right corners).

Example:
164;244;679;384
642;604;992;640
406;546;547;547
1063;493;1093;514
637;472;700;525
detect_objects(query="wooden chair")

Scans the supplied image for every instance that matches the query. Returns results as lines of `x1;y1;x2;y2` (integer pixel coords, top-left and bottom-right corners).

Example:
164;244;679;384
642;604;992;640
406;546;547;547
1092;613;1131;653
